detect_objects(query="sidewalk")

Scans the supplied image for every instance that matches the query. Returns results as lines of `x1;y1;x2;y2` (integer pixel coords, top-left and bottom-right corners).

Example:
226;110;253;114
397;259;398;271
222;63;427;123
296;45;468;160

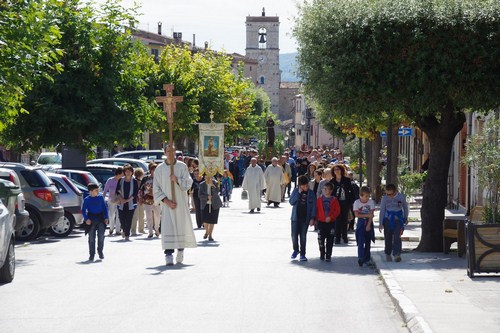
372;208;500;333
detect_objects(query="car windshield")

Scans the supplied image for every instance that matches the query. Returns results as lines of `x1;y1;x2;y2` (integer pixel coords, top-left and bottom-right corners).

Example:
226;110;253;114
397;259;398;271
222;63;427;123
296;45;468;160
38;154;61;165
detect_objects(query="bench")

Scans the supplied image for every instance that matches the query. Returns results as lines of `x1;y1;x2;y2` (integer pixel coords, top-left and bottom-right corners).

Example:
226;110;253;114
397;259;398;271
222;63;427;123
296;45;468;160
443;219;466;257
443;206;483;257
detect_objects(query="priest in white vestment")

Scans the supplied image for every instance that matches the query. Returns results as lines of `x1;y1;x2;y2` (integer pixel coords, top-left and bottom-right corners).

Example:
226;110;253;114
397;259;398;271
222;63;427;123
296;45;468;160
264;157;285;208
153;145;197;266
242;157;266;213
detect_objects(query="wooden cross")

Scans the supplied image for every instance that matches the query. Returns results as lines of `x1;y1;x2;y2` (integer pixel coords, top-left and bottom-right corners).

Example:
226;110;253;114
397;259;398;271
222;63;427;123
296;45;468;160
155;84;183;202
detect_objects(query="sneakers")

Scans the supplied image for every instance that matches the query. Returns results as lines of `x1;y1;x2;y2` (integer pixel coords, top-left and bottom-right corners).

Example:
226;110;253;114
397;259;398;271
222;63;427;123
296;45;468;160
299;255;308;262
291;251;299;259
395;256;402;262
386;255;393;262
165;254;174;266
176;250;184;264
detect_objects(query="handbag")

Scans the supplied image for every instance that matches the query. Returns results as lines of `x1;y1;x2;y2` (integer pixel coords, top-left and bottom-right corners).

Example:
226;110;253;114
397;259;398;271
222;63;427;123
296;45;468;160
241;189;248;200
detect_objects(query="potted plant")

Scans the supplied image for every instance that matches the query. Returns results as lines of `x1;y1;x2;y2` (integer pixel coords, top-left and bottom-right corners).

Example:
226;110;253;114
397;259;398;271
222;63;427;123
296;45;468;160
464;117;500;277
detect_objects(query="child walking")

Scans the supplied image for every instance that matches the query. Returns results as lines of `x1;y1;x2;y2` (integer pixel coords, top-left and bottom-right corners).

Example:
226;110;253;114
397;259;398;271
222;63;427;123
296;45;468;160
354;186;376;266
315;182;340;262
378;184;409;262
82;183;109;261
289;175;316;261
220;169;233;207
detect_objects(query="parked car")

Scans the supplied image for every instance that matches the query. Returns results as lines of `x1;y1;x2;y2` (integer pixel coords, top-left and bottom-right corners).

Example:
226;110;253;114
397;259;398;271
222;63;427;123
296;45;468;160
35;152;62;171
0;197;15;283
84;164;122;188
55;169;99;188
0;162;64;241
113;149;182;163
45;172;83;237
87;158;149;172
0;168;30;236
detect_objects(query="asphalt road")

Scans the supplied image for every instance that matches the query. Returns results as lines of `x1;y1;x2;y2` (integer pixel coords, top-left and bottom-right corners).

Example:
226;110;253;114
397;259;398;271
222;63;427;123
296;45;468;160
0;187;408;333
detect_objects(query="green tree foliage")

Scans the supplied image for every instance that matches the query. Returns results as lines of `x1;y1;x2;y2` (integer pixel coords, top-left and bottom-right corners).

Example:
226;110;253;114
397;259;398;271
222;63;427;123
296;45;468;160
0;0;63;129
294;0;499;251
155;45;259;145
2;0;161;151
465;117;500;223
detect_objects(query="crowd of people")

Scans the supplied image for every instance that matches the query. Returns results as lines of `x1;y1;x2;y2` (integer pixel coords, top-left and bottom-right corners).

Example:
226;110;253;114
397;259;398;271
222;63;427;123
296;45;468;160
81;144;409;267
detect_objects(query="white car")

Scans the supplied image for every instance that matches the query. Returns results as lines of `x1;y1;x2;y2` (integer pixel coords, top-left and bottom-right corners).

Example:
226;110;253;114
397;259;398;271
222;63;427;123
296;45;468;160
0;185;16;283
36;152;62;171
46;172;84;237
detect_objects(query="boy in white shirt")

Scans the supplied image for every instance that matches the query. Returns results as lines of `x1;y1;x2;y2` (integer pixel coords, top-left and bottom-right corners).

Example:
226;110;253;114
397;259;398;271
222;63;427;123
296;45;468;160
353;186;376;267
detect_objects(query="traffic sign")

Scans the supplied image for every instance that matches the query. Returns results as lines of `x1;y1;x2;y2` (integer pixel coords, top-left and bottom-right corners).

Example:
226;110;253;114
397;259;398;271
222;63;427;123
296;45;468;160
398;127;412;136
380;130;387;137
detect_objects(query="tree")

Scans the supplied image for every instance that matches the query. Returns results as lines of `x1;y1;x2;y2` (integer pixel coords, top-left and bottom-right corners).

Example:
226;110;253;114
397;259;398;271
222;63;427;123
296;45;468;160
0;0;63;129
2;0;161;151
155;45;259;147
294;0;500;251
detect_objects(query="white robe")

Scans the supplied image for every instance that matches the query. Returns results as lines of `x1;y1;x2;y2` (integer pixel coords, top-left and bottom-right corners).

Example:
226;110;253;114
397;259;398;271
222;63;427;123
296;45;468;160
242;165;266;210
264;164;284;203
153;161;197;250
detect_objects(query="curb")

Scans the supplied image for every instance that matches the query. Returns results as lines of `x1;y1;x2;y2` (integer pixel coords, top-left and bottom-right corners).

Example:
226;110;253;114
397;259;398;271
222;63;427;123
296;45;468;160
373;251;433;333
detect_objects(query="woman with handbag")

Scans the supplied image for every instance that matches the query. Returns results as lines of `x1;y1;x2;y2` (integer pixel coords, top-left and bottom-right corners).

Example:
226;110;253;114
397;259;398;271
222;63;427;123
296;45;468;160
115;164;139;241
199;174;222;241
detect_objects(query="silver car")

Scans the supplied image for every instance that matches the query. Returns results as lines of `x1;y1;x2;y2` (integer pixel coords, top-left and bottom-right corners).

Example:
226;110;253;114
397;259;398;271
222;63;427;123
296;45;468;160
0;185;16;283
0;162;64;241
46;172;83;237
0;167;30;236
87;157;149;173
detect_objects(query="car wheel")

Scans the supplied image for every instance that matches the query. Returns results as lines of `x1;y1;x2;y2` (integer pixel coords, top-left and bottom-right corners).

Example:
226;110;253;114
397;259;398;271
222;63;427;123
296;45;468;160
0;239;15;283
16;208;41;241
49;212;74;237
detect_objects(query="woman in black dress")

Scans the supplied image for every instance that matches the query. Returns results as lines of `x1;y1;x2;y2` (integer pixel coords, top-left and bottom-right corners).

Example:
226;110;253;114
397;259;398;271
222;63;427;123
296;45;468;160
191;168;204;229
330;164;355;244
199;174;222;241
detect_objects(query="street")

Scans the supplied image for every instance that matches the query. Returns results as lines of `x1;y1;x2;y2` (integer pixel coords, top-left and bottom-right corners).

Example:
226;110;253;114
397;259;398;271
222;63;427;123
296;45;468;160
0;187;407;333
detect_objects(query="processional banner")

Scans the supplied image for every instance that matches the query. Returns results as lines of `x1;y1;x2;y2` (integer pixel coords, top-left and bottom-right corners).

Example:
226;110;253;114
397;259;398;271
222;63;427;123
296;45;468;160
198;123;224;176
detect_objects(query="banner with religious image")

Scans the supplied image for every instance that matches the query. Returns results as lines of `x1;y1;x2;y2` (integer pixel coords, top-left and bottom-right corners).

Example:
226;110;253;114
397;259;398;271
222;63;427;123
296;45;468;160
198;123;224;176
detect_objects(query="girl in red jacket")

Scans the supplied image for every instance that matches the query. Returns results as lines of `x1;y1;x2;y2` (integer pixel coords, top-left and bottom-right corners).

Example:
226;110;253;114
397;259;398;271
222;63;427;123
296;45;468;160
315;182;341;262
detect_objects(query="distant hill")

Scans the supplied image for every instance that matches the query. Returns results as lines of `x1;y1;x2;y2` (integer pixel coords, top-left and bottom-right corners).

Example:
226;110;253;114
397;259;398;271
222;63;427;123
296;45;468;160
280;52;301;82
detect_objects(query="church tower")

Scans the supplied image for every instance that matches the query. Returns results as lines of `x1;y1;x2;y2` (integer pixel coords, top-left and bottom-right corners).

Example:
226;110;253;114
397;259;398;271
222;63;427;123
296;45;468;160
245;8;281;116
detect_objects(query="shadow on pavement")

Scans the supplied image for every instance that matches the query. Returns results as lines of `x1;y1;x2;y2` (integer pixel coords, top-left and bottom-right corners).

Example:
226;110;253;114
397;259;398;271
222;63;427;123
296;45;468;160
289;255;378;275
76;259;102;265
373;249;467;270
146;263;194;275
12;258;35;268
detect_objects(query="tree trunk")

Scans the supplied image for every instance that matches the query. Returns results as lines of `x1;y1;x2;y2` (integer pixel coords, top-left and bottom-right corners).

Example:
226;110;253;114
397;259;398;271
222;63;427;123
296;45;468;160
388;126;399;186
416;105;465;252
368;136;383;203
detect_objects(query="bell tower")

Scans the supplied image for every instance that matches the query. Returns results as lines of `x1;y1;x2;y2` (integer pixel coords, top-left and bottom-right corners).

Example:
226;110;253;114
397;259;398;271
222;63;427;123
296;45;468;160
245;8;281;116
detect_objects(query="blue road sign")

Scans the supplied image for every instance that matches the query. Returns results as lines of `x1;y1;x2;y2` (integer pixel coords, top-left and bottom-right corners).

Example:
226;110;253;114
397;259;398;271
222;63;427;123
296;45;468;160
380;130;387;137
398;128;412;136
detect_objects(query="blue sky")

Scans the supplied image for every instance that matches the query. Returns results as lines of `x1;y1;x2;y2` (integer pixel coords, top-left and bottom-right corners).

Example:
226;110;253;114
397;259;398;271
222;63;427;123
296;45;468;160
99;0;301;54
